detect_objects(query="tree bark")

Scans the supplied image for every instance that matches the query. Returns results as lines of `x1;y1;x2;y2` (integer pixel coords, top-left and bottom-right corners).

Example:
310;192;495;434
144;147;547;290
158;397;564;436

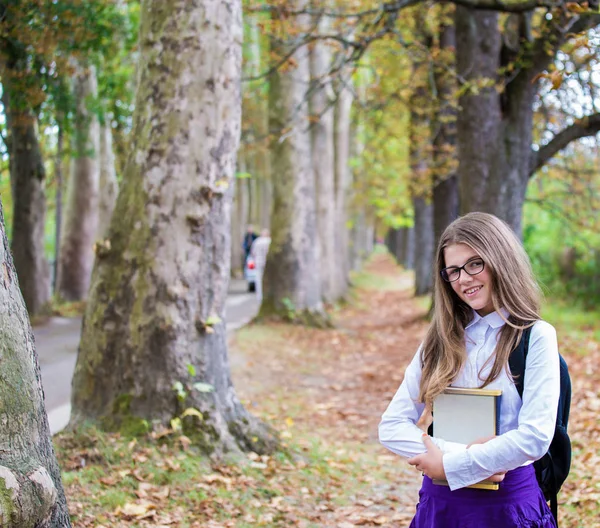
57;63;101;301
3;84;51;315
70;0;277;455
261;1;326;323
53;124;64;293
413;196;434;295
333;73;354;300
0;202;71;527
310;12;337;304
403;226;415;270
432;14;459;249
409;47;433;296
455;9;530;232
97;122;119;240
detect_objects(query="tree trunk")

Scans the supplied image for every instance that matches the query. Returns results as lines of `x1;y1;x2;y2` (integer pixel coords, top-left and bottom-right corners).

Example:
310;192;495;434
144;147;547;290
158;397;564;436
403;226;415;270
97;122;119;240
53;125;64;293
455;8;534;235
310;15;337;304
230;155;248;277
333;73;354;300
432;14;459;249
70;0;277;455
413;196;434;295
395;227;406;265
57;63;101;301
0;203;71;527
261;1;326;323
4;90;51;315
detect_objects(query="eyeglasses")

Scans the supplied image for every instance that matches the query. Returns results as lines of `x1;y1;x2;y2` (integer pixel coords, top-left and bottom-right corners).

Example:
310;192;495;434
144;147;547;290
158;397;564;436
441;258;485;283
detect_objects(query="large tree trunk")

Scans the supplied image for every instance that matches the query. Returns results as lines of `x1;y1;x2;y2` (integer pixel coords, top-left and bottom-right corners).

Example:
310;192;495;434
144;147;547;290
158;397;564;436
4;88;51;315
310;13;337;304
261;1;326;322
57;63;101;301
455;8;534;235
0;203;71;527
70;0;277;455
97;122;119;240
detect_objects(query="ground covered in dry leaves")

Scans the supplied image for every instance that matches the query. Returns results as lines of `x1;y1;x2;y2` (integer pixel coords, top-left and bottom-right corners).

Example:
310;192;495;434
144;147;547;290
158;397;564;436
57;253;600;527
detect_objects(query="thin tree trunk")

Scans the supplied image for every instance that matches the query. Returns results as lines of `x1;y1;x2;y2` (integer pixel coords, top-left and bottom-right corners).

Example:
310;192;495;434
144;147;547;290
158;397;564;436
432;14;459;248
0;202;71;526
413;196;434;295
261;1;326;323
57;63;100;301
70;0;277;454
97;122;119;240
403;226;415;270
409;86;434;293
5;93;51;315
333;73;354;300
310;11;337;304
230;155;247;277
53;124;64;293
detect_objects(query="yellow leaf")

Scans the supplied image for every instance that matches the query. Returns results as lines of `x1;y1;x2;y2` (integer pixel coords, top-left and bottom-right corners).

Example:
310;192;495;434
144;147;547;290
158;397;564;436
181;408;204;420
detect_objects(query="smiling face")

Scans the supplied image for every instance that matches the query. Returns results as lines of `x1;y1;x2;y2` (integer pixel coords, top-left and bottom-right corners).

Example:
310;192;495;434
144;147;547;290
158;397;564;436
443;243;495;317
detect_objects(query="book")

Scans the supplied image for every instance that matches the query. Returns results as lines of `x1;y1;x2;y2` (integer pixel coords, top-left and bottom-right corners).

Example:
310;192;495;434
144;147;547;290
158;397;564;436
431;386;502;490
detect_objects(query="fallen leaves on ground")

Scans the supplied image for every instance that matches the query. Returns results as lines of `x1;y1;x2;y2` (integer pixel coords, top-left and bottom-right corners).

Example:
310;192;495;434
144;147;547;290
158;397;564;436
57;253;600;527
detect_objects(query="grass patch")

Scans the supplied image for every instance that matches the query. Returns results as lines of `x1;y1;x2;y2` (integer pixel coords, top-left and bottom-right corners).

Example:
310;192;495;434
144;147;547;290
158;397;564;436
541;300;600;342
56;426;410;527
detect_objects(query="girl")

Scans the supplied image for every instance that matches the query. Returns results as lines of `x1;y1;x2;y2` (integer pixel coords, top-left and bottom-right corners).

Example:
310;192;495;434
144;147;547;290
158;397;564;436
379;212;559;528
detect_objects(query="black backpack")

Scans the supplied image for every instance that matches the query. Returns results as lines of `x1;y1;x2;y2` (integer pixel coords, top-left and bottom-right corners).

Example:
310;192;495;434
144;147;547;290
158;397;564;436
508;326;572;525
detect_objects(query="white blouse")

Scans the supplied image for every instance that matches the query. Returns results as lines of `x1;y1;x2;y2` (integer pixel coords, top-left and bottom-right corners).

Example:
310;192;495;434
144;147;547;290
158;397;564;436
378;310;560;490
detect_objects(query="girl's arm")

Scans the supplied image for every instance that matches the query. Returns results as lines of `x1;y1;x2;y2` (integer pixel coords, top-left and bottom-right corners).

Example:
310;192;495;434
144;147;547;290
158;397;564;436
442;321;560;490
379;347;467;458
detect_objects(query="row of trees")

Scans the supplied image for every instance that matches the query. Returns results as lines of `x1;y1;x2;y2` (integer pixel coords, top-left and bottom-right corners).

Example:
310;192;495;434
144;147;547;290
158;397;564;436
0;0;599;525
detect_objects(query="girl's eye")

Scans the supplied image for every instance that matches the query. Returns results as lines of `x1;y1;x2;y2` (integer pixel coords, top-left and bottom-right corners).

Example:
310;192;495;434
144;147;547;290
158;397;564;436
468;260;483;270
448;269;460;280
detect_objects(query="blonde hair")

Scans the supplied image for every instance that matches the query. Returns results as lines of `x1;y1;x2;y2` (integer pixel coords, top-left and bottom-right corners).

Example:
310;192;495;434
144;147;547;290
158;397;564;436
418;212;542;406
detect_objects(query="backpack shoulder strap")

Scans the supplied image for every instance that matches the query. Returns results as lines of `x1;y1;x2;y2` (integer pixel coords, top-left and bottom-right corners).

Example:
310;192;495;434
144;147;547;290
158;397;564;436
508;326;533;399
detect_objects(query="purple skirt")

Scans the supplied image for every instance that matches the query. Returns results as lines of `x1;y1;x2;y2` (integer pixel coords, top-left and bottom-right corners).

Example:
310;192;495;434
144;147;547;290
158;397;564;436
409;465;557;528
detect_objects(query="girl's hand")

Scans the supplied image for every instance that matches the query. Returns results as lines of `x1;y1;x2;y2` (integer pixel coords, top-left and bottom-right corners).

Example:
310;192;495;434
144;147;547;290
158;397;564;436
407;434;446;480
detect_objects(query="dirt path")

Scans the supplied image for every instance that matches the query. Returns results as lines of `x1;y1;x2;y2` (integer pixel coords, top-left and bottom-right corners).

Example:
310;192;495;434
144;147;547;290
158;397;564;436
230;254;430;526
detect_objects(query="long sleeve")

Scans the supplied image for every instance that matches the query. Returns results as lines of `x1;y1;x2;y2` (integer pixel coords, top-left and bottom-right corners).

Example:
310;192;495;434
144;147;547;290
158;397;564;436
443;321;560;490
379;347;467;457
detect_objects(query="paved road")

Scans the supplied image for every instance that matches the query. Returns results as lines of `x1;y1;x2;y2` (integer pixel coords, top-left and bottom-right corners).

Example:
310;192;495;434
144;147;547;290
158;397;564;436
34;279;259;434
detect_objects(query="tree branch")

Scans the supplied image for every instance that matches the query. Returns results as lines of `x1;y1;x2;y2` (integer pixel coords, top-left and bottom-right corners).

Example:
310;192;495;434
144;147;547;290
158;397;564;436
530;113;600;175
449;0;558;11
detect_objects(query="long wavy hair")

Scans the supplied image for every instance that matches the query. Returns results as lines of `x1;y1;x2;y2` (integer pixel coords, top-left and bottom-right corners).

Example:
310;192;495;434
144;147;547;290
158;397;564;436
418;212;542;406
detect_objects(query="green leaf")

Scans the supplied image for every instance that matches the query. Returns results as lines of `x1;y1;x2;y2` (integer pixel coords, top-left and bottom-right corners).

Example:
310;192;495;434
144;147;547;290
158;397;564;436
187;364;196;377
205;315;222;326
170;417;182;431
193;382;214;393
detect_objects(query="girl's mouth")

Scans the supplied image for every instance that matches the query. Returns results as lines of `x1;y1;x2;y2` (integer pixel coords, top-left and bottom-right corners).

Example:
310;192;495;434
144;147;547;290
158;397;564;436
464;286;482;297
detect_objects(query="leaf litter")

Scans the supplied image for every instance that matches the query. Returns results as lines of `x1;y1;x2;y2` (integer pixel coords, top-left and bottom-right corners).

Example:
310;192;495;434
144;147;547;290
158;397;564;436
57;253;600;527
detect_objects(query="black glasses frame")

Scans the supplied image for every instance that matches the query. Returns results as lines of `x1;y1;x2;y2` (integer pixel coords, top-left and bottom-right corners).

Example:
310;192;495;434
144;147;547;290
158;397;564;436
440;258;485;283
